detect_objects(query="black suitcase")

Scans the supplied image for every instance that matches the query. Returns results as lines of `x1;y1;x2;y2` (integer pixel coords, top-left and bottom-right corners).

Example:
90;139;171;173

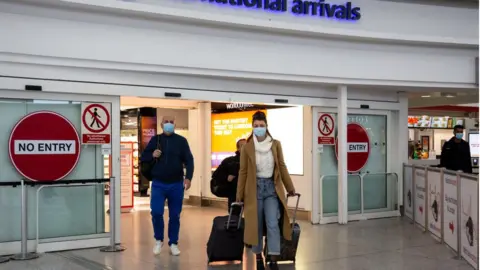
265;193;301;263
207;202;245;263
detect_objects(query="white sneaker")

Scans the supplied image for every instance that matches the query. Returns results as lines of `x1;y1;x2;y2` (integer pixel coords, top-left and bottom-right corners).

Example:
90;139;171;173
153;241;163;255
170;244;181;256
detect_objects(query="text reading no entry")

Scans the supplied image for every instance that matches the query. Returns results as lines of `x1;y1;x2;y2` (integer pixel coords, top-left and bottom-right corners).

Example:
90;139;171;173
14;140;76;154
348;143;368;152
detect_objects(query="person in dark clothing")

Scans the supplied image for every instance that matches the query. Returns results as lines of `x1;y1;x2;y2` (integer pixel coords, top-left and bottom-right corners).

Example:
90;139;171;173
439;125;472;173
223;139;247;216
140;116;194;256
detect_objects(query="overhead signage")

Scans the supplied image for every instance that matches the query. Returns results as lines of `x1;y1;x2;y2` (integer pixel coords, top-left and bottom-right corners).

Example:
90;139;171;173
81;103;112;144
8;111;81;182
317;113;335;145
335;123;370;172
202;0;361;21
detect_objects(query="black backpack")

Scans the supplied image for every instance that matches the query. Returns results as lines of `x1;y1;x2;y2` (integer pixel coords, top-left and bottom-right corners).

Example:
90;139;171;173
210;157;236;198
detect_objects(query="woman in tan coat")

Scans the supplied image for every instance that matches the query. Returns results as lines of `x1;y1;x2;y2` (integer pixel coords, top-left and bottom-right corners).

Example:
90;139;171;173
236;111;296;270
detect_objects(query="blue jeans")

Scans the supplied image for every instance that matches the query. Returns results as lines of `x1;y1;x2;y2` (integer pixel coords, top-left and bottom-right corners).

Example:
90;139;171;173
252;177;281;255
150;180;184;246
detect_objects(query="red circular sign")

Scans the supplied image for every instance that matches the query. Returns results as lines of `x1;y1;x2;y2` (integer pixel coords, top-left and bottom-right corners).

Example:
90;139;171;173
8;111;81;182
335;123;370;172
318;114;334;136
82;104;110;133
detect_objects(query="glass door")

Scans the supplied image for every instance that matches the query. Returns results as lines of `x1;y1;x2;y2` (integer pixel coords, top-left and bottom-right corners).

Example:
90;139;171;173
316;108;393;222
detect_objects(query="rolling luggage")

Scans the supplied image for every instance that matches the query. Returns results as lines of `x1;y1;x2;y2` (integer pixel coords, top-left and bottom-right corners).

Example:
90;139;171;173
207;202;245;263
265;193;301;263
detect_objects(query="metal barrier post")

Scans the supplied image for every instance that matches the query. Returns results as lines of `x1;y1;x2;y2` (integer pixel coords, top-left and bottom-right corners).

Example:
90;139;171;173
412;166;416;226
424;167;428;233
11;180;39;261
440;168;445;244
100;177;126;252
456;172;462;260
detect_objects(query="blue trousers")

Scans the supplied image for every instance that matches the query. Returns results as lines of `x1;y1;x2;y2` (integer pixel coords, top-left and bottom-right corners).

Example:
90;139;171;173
252;177;281;255
150;180;184;246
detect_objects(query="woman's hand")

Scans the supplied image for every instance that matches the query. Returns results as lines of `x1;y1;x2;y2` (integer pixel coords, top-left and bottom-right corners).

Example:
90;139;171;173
287;190;296;196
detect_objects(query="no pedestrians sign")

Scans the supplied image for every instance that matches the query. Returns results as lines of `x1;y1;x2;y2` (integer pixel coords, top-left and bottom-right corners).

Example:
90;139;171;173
81;103;111;144
8;111;81;181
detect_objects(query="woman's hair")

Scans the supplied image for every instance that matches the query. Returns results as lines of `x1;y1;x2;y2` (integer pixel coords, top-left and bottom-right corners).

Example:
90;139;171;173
247;111;272;141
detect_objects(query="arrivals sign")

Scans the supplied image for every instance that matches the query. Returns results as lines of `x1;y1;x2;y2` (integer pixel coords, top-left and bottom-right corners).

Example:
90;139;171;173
460;176;478;269
404;166;413;220
8;111;81;182
427;171;441;238
414;168;426;228
443;172;458;251
201;0;362;21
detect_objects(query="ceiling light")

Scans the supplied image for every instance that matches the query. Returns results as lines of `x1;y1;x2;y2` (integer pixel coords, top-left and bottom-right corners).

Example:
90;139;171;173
421;95;431;98
445;94;455;98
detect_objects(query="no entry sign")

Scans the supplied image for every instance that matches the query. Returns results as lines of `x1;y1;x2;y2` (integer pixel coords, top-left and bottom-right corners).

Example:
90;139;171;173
8;111;81;182
335;122;370;172
317;113;335;145
81;103;111;144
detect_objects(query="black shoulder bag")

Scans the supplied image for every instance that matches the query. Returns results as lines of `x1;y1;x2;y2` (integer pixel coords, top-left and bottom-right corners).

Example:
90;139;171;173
140;135;161;181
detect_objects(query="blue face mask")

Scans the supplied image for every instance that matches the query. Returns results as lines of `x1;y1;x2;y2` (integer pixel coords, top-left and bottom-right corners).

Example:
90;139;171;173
253;127;267;137
163;123;175;133
455;133;463;140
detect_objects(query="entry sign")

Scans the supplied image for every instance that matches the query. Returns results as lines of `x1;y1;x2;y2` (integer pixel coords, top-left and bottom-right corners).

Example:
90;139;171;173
317;113;335;145
335;122;370;172
81;103;111;144
8;111;81;182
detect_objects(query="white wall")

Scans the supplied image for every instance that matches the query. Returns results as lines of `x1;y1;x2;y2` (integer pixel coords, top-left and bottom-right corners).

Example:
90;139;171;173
0;1;477;91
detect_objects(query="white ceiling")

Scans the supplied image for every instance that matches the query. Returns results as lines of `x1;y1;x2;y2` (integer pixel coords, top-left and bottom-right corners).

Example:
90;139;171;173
120;96;200;110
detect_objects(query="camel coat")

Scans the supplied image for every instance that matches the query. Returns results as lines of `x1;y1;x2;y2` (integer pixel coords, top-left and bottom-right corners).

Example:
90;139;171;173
236;138;295;246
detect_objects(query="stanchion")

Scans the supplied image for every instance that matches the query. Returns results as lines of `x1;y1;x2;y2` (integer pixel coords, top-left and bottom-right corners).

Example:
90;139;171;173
456;172;462;260
11;180;39;260
100;177;126;252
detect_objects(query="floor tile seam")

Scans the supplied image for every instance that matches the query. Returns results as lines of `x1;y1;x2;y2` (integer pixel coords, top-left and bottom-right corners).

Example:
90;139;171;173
53;252;112;270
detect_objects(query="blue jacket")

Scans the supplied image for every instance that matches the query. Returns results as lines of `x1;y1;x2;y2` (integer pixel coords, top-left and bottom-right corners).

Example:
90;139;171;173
140;133;194;183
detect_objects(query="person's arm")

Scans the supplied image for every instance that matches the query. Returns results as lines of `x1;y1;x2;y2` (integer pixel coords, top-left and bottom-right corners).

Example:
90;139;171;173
236;147;248;201
182;138;194;180
276;141;295;193
140;135;157;163
465;142;473;173
439;142;448;168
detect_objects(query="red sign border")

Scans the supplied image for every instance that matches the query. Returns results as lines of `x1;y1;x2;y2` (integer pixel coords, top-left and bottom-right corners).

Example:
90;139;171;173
318;113;335;137
82;103;110;133
8;111;81;182
334;122;371;173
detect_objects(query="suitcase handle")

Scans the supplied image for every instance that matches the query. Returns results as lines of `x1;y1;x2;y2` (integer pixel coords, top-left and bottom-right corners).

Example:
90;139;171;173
226;202;244;230
286;193;301;229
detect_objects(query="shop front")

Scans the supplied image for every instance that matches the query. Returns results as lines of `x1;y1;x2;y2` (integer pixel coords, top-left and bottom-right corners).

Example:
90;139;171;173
0;0;477;253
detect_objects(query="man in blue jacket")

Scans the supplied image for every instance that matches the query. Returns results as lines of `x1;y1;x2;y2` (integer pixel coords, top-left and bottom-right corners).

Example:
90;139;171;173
140;116;194;256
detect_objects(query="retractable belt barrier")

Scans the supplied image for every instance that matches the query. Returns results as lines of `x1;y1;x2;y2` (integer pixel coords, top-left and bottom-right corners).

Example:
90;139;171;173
0;177;121;262
403;164;479;270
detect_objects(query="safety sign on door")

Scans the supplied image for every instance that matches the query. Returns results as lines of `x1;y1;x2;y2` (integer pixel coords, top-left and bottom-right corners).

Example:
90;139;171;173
81;103;111;144
317;113;335;145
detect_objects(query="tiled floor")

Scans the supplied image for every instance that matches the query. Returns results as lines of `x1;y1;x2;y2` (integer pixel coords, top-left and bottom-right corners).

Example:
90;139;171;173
0;207;473;270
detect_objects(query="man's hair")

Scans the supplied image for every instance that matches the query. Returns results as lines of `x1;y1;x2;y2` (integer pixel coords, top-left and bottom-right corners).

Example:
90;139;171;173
454;125;464;130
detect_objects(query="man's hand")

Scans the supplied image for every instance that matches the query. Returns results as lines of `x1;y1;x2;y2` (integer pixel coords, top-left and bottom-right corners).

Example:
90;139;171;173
288;190;296;196
227;175;235;182
153;149;162;158
184;179;191;191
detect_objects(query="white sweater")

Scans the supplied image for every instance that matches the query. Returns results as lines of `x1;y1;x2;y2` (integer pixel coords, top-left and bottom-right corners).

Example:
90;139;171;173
254;135;274;178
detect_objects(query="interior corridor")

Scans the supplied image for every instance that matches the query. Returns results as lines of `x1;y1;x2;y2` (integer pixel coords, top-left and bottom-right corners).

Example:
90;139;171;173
0;207;472;270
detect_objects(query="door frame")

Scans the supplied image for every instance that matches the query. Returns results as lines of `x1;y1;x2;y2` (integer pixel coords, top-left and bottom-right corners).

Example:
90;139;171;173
0;89;119;255
312;106;400;224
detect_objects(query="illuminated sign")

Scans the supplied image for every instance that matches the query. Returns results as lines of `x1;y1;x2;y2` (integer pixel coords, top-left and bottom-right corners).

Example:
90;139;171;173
201;0;361;21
